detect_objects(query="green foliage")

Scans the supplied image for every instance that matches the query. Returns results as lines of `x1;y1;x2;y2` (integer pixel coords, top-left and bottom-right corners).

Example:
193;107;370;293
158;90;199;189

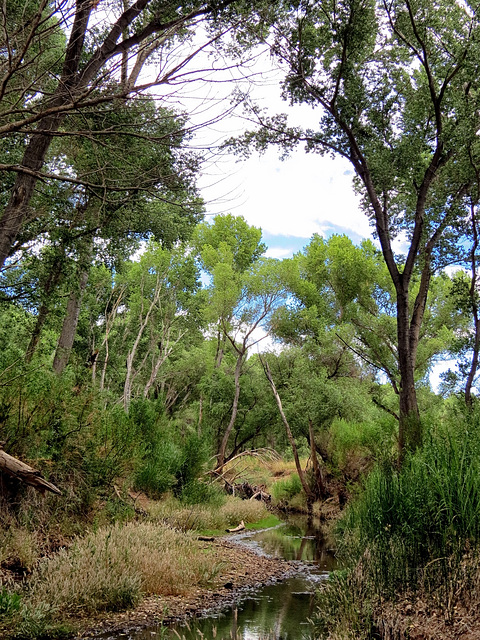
314;568;375;640
174;433;212;504
271;473;302;501
311;406;480;635
329;418;396;466
194;214;266;275
0;589;21;617
338;410;480;596
134;440;182;498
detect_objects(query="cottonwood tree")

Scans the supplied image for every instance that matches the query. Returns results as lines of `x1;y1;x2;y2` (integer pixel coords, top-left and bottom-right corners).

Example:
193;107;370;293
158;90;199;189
107;242;201;411
16;95;203;370
193;213;266;368
273;235;461;421
0;0;268;269
232;0;480;453
213;258;289;469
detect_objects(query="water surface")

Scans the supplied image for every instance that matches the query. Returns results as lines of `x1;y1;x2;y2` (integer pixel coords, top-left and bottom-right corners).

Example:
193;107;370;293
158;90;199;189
97;515;335;640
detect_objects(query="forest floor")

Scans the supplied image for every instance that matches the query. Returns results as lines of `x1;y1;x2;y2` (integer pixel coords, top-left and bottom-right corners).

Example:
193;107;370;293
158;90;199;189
76;534;298;639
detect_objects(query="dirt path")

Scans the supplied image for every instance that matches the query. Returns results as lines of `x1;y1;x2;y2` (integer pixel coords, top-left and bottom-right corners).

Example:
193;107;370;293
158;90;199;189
76;536;298;638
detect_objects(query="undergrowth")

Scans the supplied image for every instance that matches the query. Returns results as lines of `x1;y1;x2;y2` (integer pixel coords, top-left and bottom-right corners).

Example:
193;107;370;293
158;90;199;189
312;406;480;637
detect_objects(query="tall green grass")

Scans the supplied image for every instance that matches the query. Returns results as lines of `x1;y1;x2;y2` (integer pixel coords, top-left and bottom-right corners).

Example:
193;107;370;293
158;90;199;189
340;424;480;592
313;409;480;636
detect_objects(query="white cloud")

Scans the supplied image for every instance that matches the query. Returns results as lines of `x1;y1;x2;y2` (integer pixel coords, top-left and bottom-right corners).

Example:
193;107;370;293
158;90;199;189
265;246;296;259
198;147;371;244
166;42;372;250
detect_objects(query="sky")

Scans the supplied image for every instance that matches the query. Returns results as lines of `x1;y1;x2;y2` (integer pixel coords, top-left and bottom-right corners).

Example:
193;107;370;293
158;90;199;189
190;75;373;258
152;35;373;258
153;32;455;389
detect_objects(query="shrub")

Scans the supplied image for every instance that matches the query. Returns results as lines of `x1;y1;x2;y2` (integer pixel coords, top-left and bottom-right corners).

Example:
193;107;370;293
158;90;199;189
271;473;302;501
134;440;182;497
26;522;222;617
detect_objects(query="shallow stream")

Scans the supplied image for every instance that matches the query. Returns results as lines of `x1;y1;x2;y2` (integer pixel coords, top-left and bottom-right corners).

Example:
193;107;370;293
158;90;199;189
99;515;336;640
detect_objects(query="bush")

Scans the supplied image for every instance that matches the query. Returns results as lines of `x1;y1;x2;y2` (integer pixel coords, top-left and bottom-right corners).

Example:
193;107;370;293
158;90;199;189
312;412;480;637
271;473;302;501
174;433;211;502
329;418;395;466
134;440;182;497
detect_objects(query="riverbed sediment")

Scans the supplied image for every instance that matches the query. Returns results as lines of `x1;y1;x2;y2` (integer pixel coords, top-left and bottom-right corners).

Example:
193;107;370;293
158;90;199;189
76;536;298;638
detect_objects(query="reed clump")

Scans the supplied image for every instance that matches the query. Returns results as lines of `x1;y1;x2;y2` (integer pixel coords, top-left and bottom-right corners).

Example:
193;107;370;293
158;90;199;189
313;411;480;637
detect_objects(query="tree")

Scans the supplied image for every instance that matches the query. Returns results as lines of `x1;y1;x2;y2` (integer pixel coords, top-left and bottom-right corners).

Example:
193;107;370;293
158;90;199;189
111;242;201;411
214;258;289;468
0;0;261;269
233;0;480;453
273;235;460;420
14;95;203;370
194;213;266;368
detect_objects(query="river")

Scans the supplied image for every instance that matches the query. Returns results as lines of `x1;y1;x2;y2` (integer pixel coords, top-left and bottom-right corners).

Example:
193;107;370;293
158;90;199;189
98;515;336;640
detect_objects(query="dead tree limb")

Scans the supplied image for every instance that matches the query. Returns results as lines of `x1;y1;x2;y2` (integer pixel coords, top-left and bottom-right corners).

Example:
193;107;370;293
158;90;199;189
0;450;62;495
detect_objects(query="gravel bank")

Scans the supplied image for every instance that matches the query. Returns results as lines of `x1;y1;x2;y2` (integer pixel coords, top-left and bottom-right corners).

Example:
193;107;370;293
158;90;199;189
76;536;299;638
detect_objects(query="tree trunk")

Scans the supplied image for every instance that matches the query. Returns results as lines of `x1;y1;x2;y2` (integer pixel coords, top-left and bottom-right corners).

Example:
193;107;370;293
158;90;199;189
99;285;125;391
123;274;162;411
397;290;421;453
26;252;66;363
261;357;314;502
308;418;326;499
216;350;244;469
0;121;60;268
466;312;480;408
466;204;480;408
0;0;93;268
0;450;61;495
198;394;203;435
52;267;89;374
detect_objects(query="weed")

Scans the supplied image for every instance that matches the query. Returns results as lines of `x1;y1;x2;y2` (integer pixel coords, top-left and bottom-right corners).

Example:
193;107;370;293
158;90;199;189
0;588;21;617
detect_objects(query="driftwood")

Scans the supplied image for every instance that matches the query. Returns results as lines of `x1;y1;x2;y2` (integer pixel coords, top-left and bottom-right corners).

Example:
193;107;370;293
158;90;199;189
227;481;271;503
226;520;245;533
0;450;62;495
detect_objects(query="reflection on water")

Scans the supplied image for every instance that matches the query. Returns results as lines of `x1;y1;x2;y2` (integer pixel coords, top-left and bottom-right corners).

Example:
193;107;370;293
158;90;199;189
235;516;337;571
168;575;327;640
99;516;336;640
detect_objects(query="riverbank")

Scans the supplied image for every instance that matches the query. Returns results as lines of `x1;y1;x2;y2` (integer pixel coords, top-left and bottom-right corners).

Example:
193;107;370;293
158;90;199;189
74;535;297;639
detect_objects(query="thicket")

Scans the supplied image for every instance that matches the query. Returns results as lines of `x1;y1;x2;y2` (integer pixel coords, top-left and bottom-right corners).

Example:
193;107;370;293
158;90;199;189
314;402;480;638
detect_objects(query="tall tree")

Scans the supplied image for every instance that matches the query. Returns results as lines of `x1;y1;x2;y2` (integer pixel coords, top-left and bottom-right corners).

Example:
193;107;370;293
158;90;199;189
0;0;258;269
232;0;480;453
214;258;289;468
110;242;201;411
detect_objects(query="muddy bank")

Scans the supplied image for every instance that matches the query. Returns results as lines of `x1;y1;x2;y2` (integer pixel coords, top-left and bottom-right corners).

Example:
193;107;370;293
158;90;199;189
76;536;298;638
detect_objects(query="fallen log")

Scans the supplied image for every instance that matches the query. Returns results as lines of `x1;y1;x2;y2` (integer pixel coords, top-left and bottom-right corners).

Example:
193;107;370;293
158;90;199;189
0;450;62;495
226;520;245;533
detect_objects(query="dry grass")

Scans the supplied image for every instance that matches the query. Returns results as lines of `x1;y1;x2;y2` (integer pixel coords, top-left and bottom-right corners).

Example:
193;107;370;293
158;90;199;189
148;495;268;531
0;528;39;572
215;450;281;489
268;458;300;478
25;522;222;616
